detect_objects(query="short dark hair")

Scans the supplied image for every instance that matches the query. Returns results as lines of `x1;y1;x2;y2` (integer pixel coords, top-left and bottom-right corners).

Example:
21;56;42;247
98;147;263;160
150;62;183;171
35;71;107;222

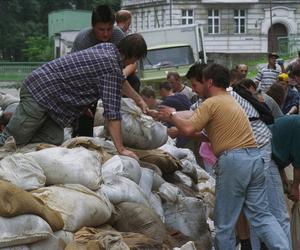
266;82;285;106
159;81;172;91
167;71;180;80
141;86;156;98
290;64;300;77
238;79;257;90
92;5;115;26
118;33;147;59
229;69;244;85
203;63;230;89
186;63;207;82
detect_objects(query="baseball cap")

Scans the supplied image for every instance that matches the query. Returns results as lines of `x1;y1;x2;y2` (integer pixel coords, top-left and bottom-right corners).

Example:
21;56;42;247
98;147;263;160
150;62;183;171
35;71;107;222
268;52;279;59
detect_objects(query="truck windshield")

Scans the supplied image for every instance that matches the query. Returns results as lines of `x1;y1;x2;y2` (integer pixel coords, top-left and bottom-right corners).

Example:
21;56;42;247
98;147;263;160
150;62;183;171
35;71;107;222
142;46;195;70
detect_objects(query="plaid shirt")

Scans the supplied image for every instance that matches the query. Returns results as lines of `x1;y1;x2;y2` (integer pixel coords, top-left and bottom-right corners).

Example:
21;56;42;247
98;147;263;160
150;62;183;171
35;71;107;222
24;43;125;127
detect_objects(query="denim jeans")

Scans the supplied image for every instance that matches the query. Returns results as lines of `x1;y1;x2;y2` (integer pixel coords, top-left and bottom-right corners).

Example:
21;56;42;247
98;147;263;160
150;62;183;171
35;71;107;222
250;143;291;250
214;148;290;250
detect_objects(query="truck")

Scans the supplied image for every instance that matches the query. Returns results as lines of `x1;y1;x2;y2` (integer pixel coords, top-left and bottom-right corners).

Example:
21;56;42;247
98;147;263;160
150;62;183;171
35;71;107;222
138;24;206;87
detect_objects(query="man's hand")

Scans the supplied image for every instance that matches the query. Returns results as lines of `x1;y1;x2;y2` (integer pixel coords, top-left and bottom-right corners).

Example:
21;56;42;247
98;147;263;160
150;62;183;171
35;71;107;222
136;98;149;113
158;106;176;123
119;148;139;160
167;127;179;138
147;109;159;120
288;183;300;202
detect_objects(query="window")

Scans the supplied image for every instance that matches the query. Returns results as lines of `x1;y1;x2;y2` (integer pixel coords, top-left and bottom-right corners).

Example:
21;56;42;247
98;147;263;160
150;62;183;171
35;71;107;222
141;12;144;30
161;9;165;27
208;9;220;34
147;12;150;29
182;9;194;25
234;9;246;34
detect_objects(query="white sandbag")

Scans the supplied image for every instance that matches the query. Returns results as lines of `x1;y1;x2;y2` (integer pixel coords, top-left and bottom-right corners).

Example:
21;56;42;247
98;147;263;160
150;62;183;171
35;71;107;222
173;241;197;250
0;153;45;190
139;168;154;198
196;167;211;182
163;196;210;241
152;172;166;191
174;171;194;188
32;184;113;232
53;231;74;246
102;155;141;184
196;179;215;195
180;159;198;182
99;175;150;207
27;147;101;190
158;182;185;203
149;192;165;222
0;215;52;248
119;98;168;149
159;144;187;160
180;148;197;164
94;107;105;127
93;126;105;138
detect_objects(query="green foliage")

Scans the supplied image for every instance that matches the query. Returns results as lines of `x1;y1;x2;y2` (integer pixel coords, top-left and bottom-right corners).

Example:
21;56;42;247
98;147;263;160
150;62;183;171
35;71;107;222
0;0;121;62
22;36;53;62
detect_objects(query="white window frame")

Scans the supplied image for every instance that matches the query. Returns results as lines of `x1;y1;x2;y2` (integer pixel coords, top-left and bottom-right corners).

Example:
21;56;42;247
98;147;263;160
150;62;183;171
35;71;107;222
208;9;220;34
181;9;194;25
234;9;246;34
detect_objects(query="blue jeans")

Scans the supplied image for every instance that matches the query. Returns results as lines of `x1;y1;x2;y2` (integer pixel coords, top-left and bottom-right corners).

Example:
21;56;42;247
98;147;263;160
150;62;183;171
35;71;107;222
250;143;291;250
214;148;290;250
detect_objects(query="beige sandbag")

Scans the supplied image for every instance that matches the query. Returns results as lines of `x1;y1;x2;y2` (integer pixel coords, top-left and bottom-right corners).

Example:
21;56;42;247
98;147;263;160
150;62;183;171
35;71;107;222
113;202;166;243
291;202;300;250
32;184;113;232
65;226;129;250
27;147;101;190
0;153;45;190
0;215;52;248
62;137;115;163
0;181;63;232
130;148;182;175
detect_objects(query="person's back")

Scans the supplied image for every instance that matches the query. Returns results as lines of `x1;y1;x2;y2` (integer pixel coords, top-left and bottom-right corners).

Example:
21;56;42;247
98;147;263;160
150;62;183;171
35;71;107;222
161;93;191;112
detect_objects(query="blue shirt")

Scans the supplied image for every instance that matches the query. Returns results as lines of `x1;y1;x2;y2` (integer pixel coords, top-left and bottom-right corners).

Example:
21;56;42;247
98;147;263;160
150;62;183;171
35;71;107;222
24;43;125;127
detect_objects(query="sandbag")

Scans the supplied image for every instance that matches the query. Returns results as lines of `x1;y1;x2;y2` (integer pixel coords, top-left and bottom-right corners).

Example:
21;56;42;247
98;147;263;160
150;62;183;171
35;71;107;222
130;149;182;175
94;107;105;127
27;147;101;190
0;137;17;160
163;196;210;244
32;184;113;232
119;98;168;149
173;171;194;188
139;168;154;198
98;175;150;207
149;192;165;222
158;182;185;203
291;202;300;250
0;153;45;190
0;181;63;232
0;215;52;248
62;137;115;163
113;202;166;243
102;155;141;184
159;144;188;160
180;159;198;183
152;172;166;191
65;226;129;250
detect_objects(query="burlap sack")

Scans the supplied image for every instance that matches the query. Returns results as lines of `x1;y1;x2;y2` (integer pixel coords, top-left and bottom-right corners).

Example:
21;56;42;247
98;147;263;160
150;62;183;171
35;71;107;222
129;149;182;175
0;180;64;231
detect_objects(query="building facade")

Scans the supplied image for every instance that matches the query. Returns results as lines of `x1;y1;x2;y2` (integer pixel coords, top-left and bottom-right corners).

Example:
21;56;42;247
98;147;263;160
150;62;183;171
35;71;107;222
122;0;300;65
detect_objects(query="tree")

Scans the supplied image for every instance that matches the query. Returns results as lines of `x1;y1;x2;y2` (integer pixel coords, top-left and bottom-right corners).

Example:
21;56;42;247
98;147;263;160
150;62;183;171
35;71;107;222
22;36;53;61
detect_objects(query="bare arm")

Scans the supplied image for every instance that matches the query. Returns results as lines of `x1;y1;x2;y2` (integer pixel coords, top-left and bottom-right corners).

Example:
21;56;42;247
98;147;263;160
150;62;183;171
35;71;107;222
286;106;298;115
107;120;138;160
123;63;137;77
121;80;148;113
289;168;300;202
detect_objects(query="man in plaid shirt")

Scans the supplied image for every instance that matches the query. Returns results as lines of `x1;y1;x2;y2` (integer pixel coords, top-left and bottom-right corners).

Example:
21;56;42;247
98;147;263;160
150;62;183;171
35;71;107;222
0;34;147;160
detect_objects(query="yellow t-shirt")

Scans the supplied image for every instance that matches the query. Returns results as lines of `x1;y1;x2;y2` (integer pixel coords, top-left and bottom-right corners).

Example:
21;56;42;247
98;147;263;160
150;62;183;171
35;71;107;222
189;93;256;156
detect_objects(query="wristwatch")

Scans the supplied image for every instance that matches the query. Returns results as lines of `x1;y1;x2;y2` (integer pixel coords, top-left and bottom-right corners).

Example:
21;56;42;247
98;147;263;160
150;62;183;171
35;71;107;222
170;111;177;117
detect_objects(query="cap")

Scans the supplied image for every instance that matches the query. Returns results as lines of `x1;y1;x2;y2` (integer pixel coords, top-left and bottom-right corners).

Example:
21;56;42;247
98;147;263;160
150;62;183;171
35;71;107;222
278;73;288;82
268;52;279;59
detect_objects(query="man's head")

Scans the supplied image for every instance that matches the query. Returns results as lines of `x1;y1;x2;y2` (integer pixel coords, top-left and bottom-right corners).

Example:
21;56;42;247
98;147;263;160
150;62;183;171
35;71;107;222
186;63;207;97
238;79;257;94
118;33;147;66
266;83;286;107
92;5;115;42
201;63;230;98
140;87;157;109
166;72;182;92
159;81;173;99
268;52;279;67
116;10;132;33
236;64;248;78
229;69;244;86
290;65;300;85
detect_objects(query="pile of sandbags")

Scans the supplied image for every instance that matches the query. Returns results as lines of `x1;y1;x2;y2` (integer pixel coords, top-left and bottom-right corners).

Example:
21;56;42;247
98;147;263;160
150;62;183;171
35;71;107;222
0;122;215;249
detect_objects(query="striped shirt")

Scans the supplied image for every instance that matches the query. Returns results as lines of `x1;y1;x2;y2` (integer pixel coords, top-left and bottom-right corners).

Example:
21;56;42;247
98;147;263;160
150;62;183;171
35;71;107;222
72;26;125;52
24;43;125;127
255;65;281;93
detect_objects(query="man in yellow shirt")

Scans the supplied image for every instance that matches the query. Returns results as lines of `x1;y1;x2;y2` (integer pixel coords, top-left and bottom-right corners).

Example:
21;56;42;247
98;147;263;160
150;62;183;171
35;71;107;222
159;63;290;250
